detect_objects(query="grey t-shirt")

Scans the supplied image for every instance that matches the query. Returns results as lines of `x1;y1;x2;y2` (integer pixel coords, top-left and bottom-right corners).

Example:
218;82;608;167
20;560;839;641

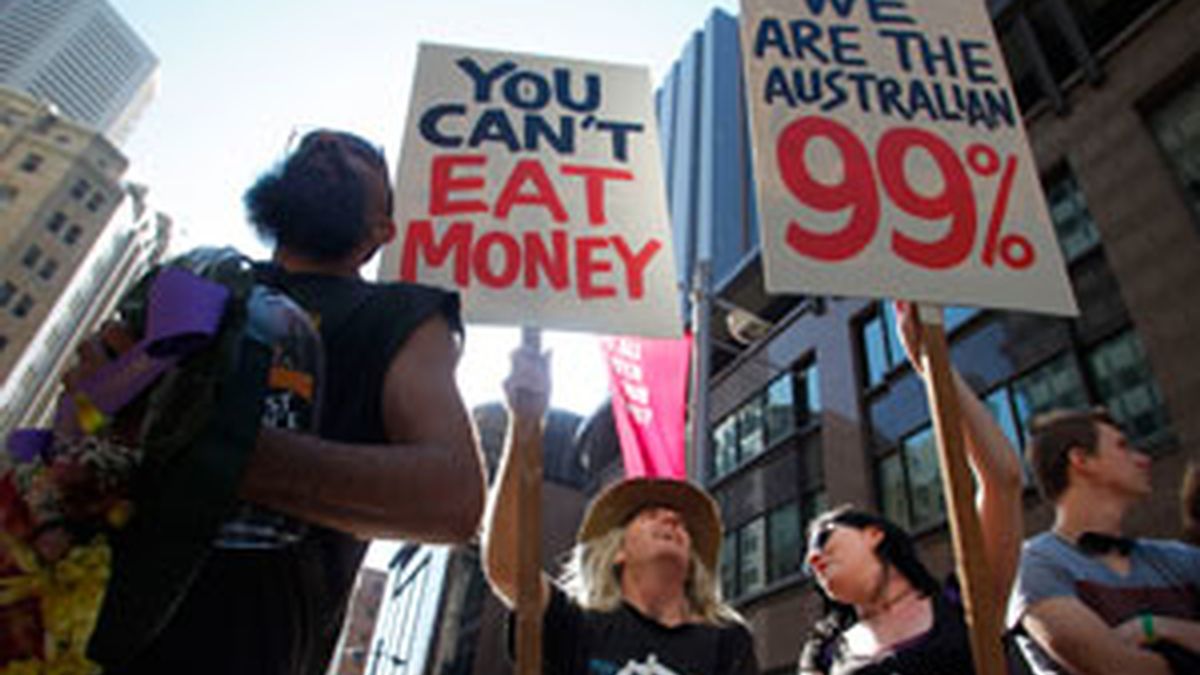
1006;531;1200;674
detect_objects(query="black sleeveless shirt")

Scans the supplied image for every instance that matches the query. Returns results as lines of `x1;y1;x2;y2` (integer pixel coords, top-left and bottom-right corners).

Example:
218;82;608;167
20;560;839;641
106;272;460;675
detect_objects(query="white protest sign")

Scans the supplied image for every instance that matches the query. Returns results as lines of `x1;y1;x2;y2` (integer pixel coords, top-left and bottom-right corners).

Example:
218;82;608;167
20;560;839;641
740;0;1078;316
380;43;682;337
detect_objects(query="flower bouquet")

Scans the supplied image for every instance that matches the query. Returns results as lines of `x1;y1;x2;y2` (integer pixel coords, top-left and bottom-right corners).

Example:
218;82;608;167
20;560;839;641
0;263;232;673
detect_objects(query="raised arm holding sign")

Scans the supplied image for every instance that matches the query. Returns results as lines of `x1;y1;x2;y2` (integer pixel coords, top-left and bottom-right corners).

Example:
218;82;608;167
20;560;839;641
799;302;1023;675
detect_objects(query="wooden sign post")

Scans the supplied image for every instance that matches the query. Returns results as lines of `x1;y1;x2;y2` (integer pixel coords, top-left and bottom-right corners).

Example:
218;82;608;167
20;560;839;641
914;303;1005;675
515;326;543;675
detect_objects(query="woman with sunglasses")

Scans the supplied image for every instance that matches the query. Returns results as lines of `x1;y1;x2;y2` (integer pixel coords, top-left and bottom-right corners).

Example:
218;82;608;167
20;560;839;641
798;302;1024;675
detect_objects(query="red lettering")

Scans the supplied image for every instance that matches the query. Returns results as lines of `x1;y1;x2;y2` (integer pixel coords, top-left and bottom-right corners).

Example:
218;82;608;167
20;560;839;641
473;231;521;289
524;230;569;290
575;236;616;299
400;220;473;285
430;154;487;216
495;159;568;223
609;236;661;300
561;164;634;226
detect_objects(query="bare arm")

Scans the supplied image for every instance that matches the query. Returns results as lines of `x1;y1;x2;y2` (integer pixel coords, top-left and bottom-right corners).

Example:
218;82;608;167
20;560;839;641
1024;597;1172;675
895;302;1025;606
240;313;485;543
481;346;551;612
1114;613;1200;654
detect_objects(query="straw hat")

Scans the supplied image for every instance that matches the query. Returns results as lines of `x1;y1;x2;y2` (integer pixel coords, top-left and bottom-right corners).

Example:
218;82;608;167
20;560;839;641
577;477;722;572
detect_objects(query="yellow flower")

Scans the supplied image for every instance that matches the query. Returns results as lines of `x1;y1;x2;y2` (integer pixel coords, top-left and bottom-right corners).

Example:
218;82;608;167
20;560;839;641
0;534;107;674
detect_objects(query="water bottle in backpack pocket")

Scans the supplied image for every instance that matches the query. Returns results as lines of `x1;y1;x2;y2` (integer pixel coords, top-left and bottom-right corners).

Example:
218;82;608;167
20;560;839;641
214;284;323;549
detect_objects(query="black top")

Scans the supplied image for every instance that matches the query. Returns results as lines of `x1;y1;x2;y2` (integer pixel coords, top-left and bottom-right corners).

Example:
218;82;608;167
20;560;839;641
799;583;972;675
542;585;760;675
103;271;459;675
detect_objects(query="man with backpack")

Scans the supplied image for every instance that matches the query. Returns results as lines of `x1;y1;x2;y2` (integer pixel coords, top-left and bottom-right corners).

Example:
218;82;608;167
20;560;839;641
71;129;485;674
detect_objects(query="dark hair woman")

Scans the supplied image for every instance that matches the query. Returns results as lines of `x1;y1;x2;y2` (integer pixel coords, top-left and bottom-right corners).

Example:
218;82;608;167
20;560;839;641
798;302;1025;675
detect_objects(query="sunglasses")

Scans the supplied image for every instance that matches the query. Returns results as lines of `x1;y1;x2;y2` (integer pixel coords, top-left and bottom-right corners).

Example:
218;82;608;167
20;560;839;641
807;523;839;555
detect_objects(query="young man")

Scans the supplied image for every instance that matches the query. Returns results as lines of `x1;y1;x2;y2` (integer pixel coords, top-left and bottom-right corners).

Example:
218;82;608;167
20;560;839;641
81;130;485;673
483;347;758;675
1007;409;1200;674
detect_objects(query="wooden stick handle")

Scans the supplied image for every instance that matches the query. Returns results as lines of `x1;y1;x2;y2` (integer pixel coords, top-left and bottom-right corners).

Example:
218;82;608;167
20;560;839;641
515;325;543;675
914;303;1006;675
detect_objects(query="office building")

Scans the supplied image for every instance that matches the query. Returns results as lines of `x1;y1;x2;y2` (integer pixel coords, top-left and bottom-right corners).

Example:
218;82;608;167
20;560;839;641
0;0;158;145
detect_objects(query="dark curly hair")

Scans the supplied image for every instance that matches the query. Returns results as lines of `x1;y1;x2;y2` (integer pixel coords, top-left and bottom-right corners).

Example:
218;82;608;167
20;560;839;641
244;130;391;261
798;506;940;672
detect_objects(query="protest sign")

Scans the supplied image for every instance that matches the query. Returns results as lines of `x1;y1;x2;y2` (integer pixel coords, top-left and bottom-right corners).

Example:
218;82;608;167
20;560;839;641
740;0;1077;316
381;43;682;337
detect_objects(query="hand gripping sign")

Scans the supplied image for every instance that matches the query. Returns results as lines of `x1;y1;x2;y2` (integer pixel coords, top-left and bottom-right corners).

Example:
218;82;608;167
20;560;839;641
739;0;1077;317
380;43;682;338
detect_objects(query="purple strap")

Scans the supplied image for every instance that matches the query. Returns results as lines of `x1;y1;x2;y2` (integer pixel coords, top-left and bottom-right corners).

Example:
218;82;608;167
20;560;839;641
5;429;53;463
44;266;230;441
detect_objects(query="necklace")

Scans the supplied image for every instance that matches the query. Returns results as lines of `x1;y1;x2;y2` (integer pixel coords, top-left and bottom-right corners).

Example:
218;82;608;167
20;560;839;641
860;585;919;621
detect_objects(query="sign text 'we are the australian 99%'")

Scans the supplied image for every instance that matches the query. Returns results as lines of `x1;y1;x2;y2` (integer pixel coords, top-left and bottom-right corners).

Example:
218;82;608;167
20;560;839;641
397;57;661;301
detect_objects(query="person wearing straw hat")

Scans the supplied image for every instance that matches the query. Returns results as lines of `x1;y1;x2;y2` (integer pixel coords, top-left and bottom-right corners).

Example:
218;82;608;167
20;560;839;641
484;346;759;675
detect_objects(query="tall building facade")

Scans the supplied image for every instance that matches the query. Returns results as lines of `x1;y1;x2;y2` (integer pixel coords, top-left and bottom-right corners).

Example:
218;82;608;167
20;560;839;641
330;568;389;675
661;1;1200;671
0;86;170;432
0;0;158;145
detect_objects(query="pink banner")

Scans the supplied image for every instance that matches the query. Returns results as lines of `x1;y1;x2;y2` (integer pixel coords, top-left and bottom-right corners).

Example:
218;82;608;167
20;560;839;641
598;334;692;479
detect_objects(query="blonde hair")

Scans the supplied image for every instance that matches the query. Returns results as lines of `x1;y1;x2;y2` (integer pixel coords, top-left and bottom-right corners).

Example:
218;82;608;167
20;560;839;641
558;526;744;626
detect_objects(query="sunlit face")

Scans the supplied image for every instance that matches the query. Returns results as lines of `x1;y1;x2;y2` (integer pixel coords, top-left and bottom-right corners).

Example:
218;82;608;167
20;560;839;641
1076;422;1152;498
616;505;692;574
805;522;885;604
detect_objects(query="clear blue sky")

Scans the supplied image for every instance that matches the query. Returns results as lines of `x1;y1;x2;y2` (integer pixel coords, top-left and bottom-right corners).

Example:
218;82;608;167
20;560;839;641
105;0;738;567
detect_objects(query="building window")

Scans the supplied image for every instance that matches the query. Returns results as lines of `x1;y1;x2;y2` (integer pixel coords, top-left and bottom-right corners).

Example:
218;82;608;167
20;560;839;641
1148;76;1200;227
64;225;82;245
69;179;90;200
1086;330;1169;444
945;306;982;332
904;428;945;530
38;259;58;281
764;373;796;446
720;533;737;599
878;452;911;529
712;416;738;479
0;282;15;307
861;303;905;387
1045;166;1101;262
862;303;978;388
13;295;33;318
877;427;946;531
20;245;41;269
19;153;42;173
711;361;822;481
737;518;765;596
723;497;826;600
984;385;1034;483
1012;353;1090;430
45;211;66;234
767;502;802;582
737;394;766;463
85;192;106;213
